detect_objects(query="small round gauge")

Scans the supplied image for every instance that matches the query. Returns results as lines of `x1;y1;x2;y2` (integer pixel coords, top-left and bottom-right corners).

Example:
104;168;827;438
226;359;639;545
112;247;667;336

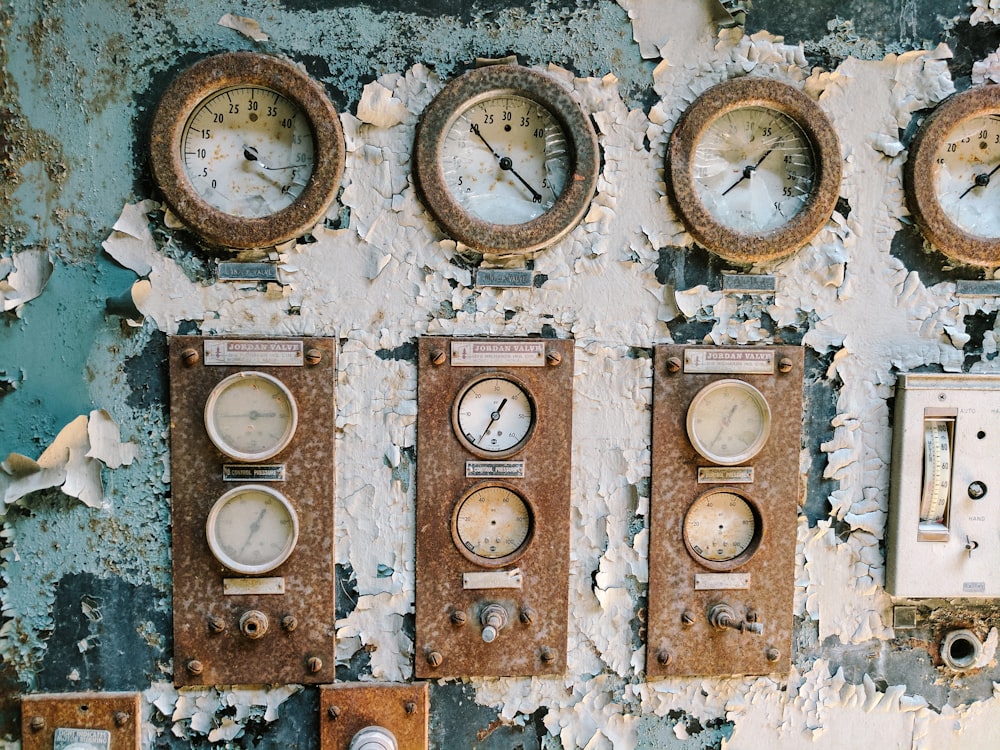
413;64;599;257
904;85;1000;266
452;374;536;458
686;379;771;465
452;484;534;567
667;77;841;263
206;484;299;574
683;489;761;569
150;52;345;249
204;371;298;462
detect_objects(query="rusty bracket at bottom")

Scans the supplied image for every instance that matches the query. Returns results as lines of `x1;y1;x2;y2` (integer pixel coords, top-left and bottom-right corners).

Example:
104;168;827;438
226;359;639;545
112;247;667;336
21;692;140;750
320;683;428;750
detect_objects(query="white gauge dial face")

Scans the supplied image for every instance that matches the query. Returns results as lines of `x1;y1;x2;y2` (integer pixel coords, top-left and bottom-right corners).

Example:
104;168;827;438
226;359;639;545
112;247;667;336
687;379;771;465
454;376;535;456
454;486;532;562
920;419;952;523
204;371;298;462
441;95;569;225
206;485;299;574
684;491;757;563
933;114;1000;238
181;85;314;218
692;106;815;233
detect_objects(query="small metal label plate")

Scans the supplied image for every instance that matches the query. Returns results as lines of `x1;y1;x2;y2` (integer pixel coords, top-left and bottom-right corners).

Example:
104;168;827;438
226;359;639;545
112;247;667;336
698;466;754;484
222;464;286;482
694;573;751;590
203;339;304;366
54;728;111;750
684;348;774;374
463;569;524;589
476;268;534;287
450;340;546;367
956;280;1000;297
216;262;280;283
223;577;286;596
722;273;776;294
466;460;526;478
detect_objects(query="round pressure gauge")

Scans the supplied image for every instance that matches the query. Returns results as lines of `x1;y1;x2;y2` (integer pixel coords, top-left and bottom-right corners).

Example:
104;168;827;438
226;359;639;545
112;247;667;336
682;489;761;569
666;77;842;263
150;51;345;249
206;484;299;574
452;374;536;458
452;484;534;567
904;85;1000;266
204;371;298;462
413;64;600;257
686;379;771;465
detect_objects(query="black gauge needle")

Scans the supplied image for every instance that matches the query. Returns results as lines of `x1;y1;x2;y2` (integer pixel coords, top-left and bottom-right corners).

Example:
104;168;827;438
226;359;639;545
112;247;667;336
721;148;775;196
242;144;303;171
240;508;268;552
478;398;508;443
470;124;544;203
959;161;1000;198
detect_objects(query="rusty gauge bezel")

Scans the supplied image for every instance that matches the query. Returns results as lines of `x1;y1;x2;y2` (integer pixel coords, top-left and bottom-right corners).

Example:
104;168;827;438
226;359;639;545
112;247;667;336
150;51;345;250
666;77;842;264
904;85;1000;267
682;488;763;571
203;370;299;462
451;482;536;568
686;378;771;466
205;484;300;575
413;64;600;257
451;372;537;459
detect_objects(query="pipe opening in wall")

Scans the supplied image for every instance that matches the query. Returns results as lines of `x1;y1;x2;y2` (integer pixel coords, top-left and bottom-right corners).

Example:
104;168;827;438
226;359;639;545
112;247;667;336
941;629;982;671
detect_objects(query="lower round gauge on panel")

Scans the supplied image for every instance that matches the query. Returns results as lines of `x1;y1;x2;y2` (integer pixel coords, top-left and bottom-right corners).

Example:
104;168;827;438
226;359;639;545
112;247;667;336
206;484;299;574
204;370;299;462
452;374;536;458
686;379;771;465
682;489;761;570
452;484;534;567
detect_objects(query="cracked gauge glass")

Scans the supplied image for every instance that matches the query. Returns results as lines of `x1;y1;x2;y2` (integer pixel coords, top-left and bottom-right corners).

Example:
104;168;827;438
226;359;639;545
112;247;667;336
452;374;536;458
204;371;298;462
206;484;299;574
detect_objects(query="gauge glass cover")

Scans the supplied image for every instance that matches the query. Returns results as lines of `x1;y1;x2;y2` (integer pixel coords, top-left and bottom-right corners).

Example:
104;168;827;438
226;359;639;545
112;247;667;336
683;490;759;565
452;485;533;566
686;379;771;465
204;371;298;462
931;113;1000;239
206;484;299;574
453;375;536;458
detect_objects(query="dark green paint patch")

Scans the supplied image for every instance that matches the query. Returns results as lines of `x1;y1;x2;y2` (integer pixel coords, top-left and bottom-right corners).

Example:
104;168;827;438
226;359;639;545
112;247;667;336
123;329;167;413
889;223;984;286
429;681;544;749
376;341;417;362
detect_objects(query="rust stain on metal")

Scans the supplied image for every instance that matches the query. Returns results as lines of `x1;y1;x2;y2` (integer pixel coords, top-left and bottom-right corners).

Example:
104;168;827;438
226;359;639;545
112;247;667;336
646;345;802;677
20;692;140;750
415;336;573;678
319;682;428;750
168;335;336;686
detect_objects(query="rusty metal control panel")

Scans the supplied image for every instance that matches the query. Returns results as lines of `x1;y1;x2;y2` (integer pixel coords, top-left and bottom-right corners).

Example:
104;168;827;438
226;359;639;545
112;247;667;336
320;683;428;750
415;336;573;677
21;692;140;750
168;336;336;686
887;373;1000;597
647;345;802;677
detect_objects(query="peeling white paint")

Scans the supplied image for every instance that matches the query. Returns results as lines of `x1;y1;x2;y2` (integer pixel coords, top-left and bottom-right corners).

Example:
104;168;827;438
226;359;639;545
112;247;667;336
0;248;53;314
218;13;269;42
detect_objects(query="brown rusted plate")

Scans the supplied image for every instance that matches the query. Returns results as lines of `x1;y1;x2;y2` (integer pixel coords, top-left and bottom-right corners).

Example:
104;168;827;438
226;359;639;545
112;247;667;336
21;692;140;750
168;336;336;686
415;337;573;677
647;346;802;677
319;683;428;750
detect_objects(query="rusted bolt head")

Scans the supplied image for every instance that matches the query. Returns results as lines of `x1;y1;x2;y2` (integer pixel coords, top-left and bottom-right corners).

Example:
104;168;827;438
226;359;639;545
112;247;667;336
765;647;781;662
114;711;130;727
404;701;416;715
519;606;536;625
778;357;794;374
450;609;467;626
546;350;562;366
181;348;200;367
745;609;759;623
666;356;682;373
656;649;673;666
186;659;204;675
307;656;323;673
327;705;342;721
29;715;45;732
681;611;695;626
540;646;555;663
426;650;443;668
207;615;226;634
305;348;323;366
281;614;298;632
239;610;269;640
430;349;447;365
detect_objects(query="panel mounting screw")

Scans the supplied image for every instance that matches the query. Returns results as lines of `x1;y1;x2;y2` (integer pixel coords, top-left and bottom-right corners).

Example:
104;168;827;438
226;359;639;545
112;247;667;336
307;656;323;673
114;711;130;727
281;614;298;632
426;650;443;668
681;610;695;625
450;609;467;626
765;647;781;662
540;646;555;663
404;701;416;715
656;649;673;666
326;705;341;721
968;481;988;500
207;615;226;634
305;347;323;365
186;659;204;675
430;349;447;365
181;348;200;367
29;716;45;732
519;606;536;625
666;356;682;373
778;357;794;373
546;350;562;366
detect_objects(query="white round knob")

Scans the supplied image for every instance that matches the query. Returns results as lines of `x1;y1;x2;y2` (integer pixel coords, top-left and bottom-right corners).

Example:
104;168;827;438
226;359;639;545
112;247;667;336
349;726;398;750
